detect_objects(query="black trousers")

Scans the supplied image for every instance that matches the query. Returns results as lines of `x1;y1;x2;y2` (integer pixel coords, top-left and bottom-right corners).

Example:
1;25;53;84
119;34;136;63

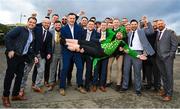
78;40;104;58
44;59;50;82
3;55;26;97
82;55;93;88
143;56;161;88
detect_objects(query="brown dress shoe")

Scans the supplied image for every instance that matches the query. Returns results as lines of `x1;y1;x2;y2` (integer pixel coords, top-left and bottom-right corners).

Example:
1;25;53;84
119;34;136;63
2;96;11;107
19;88;25;97
163;96;172;102
48;85;54;91
158;90;166;97
77;87;87;94
32;87;44;93
99;86;107;92
59;89;66;96
92;86;97;92
11;95;27;101
44;81;50;87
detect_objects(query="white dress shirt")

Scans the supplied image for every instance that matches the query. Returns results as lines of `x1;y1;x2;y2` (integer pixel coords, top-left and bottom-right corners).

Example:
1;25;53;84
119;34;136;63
23;29;33;55
129;30;143;50
159;27;167;40
68;24;74;39
85;30;92;41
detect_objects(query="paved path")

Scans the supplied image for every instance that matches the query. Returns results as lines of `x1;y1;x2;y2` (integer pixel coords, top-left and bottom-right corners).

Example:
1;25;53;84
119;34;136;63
0;47;180;108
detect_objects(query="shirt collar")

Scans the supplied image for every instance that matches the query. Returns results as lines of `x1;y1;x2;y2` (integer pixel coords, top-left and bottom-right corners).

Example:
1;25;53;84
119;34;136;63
68;24;74;28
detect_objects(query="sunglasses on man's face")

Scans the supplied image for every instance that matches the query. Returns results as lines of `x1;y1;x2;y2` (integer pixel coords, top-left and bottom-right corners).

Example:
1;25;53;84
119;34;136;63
62;18;67;20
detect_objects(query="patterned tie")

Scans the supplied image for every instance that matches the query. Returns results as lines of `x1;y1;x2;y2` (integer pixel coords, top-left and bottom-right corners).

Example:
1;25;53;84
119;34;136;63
55;31;60;43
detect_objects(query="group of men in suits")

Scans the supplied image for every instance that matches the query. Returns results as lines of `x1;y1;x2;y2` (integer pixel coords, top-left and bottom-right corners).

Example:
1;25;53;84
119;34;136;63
2;11;178;107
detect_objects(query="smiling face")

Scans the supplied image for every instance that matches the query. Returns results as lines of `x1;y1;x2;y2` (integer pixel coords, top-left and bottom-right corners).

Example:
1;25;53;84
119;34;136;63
100;22;107;32
68;15;76;26
113;19;120;29
42;18;51;30
81;17;88;27
116;32;123;40
87;21;95;31
157;20;165;31
131;21;138;31
27;18;37;30
55;22;61;31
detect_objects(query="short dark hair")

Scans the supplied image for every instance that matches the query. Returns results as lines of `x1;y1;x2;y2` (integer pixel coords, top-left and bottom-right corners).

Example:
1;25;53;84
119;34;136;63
81;16;88;20
88;20;95;24
28;17;37;23
54;20;61;24
68;13;76;16
105;17;111;20
95;21;101;25
90;17;96;20
130;19;138;24
52;14;59;17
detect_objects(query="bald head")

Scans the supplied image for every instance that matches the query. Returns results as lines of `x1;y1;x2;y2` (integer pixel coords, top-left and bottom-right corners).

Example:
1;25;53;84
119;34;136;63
42;18;51;30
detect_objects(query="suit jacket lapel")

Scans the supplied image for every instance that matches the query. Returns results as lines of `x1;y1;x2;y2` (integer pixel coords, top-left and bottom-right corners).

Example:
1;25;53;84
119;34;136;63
160;29;167;41
67;25;73;38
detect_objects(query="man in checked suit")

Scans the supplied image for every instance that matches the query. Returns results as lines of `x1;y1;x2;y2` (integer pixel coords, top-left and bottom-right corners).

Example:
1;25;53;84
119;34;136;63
48;20;62;91
156;19;178;101
120;19;155;96
59;13;86;96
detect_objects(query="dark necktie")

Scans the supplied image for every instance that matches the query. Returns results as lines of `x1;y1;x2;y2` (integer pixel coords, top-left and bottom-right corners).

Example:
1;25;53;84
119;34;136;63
42;30;46;42
158;32;162;41
130;31;135;47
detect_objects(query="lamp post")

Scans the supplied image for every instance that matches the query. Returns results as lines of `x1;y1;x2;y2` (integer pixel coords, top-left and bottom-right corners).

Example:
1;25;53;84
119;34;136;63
20;13;26;24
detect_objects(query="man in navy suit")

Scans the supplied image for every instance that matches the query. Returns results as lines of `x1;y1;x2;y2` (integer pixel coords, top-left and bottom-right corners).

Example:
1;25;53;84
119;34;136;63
59;13;86;96
81;20;100;91
32;18;52;93
2;17;37;107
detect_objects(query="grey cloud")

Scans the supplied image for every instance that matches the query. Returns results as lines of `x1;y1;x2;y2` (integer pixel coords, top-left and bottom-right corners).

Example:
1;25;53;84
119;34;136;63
0;0;180;34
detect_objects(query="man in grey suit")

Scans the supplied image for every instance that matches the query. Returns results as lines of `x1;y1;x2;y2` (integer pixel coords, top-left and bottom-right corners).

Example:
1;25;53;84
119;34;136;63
120;19;155;96
48;20;62;91
156;19;178;101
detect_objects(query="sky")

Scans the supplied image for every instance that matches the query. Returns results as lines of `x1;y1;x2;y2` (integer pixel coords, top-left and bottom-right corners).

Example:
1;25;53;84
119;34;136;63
0;0;180;34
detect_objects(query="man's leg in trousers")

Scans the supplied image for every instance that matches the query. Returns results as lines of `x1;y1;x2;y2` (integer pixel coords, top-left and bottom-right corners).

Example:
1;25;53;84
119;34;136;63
106;57;115;84
35;58;46;88
12;58;25;96
122;55;132;89
116;55;123;85
74;54;83;87
132;58;142;92
3;56;18;97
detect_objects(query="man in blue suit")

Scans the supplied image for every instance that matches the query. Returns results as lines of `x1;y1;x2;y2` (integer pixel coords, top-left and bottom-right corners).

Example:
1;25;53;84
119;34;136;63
59;13;86;96
81;20;100;92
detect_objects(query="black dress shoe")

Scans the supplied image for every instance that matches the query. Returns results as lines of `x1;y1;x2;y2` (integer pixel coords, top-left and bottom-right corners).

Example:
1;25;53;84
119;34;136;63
106;82;112;87
144;84;152;90
85;86;90;92
119;88;128;93
136;91;142;96
115;85;121;91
